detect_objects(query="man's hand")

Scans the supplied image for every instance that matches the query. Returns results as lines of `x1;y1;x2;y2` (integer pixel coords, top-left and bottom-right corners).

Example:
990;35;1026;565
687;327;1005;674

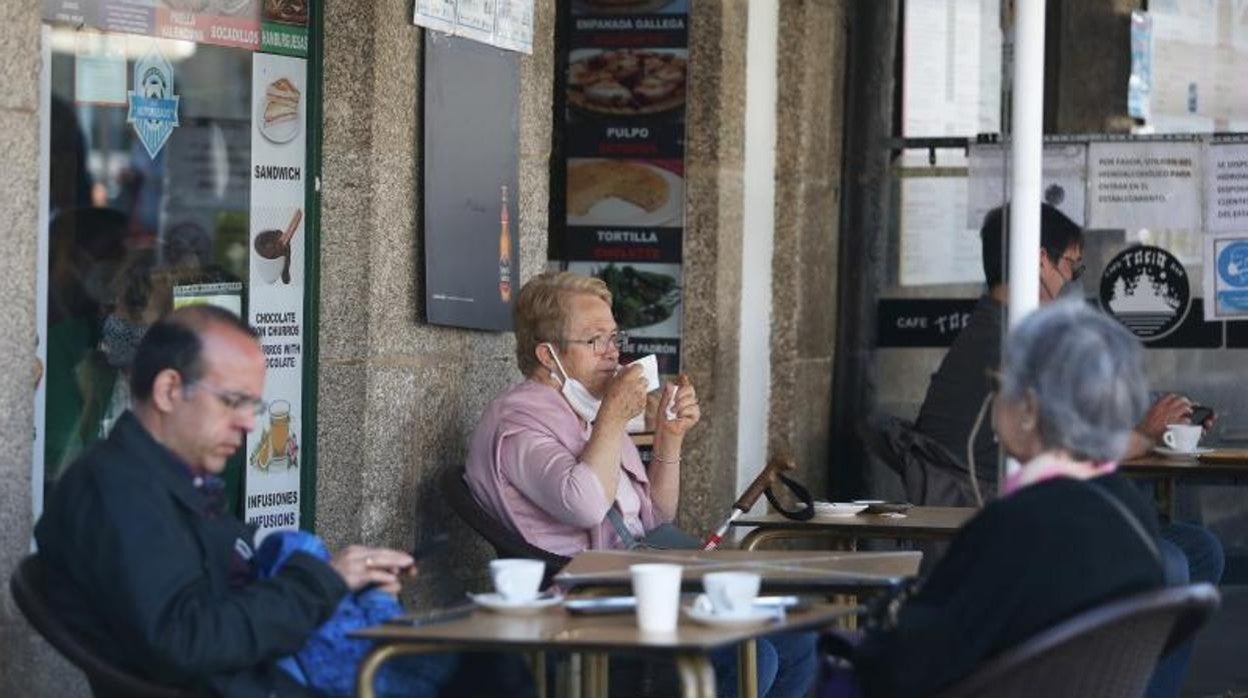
597;364;648;425
1138;393;1194;441
329;545;415;595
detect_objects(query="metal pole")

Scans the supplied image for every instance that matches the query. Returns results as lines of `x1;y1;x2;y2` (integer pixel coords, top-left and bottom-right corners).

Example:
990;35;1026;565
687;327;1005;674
829;0;900;499
1007;0;1046;326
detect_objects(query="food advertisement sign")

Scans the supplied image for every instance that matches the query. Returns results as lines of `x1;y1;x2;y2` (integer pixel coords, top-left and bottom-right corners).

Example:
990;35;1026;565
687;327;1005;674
245;52;307;536
42;0;307;57
560;0;689;374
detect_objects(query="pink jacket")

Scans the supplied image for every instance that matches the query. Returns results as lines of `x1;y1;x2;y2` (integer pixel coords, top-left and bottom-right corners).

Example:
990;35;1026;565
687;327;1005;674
465;379;664;556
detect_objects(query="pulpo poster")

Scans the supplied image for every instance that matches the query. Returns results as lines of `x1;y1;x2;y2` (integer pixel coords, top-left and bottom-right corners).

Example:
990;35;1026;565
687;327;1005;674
560;0;689;375
245;52;307;535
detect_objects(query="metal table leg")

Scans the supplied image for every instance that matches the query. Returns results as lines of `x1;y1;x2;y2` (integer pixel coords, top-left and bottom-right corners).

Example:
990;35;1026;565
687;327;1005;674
674;651;717;698
738;639;759;698
356;642;441;698
580;652;609;698
528;650;547;698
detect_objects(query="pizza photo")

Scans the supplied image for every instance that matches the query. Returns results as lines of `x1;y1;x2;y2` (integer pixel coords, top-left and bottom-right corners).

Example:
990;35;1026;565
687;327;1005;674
567;49;688;117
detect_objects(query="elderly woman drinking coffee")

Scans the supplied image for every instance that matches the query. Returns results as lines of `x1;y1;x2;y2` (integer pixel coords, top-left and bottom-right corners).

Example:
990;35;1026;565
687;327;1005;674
466;270;699;555
850;301;1168;697
466;271;816;698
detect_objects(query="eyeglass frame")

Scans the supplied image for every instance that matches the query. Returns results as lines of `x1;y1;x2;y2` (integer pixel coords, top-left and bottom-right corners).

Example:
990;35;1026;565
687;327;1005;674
183;380;268;416
557;330;629;355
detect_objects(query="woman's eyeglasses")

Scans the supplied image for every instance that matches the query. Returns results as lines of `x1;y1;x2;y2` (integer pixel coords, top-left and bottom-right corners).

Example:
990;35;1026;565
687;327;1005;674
562;331;628;355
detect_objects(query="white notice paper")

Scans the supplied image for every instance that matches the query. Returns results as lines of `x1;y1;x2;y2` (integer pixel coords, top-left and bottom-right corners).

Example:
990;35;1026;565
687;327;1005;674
966;143;1088;227
1087;141;1201;231
412;0;533;54
1203;234;1248;320
900;153;985;287
1205;142;1248;233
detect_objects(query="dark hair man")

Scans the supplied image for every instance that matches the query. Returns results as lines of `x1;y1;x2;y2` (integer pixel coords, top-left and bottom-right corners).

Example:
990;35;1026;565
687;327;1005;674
35;306;416;696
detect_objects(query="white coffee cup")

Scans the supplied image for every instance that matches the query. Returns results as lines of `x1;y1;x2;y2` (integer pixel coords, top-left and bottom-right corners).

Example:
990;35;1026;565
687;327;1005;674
628;354;661;392
701;571;761;617
1163;424;1202;453
489;559;545;603
630;563;682;633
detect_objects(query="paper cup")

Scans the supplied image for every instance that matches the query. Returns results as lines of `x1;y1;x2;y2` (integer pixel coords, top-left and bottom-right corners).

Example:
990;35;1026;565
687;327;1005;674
630;563;682;633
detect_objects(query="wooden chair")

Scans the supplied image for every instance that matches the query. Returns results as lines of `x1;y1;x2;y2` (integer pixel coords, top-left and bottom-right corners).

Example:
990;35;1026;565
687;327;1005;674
934;583;1221;698
439;466;569;586
10;554;194;698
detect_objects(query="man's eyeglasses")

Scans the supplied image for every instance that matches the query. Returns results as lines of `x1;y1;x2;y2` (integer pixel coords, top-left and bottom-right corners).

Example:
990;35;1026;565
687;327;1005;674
562;331;628;355
186;383;267;416
1061;255;1086;281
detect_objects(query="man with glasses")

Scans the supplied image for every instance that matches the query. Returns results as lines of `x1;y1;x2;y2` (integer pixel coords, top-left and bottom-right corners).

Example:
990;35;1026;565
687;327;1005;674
35;305;529;697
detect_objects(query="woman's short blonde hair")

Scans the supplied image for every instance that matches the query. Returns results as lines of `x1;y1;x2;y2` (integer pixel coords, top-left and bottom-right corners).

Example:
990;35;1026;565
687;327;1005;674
514;271;612;376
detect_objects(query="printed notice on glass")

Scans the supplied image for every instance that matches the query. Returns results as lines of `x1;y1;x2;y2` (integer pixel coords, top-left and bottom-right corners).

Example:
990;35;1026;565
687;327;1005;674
1087;141;1201;231
967;143;1088;227
413;0;533;54
1205;142;1248;233
900;155;984;287
1203;235;1248;320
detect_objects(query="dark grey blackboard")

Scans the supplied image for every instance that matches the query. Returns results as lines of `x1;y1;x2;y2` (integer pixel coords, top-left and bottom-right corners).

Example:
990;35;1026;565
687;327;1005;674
423;33;519;331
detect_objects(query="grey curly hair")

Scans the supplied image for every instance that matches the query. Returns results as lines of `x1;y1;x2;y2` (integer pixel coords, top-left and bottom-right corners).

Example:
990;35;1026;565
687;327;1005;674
999;301;1149;462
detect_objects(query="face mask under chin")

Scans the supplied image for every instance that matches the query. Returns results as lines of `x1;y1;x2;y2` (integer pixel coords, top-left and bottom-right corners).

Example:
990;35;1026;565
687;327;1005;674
544;343;645;432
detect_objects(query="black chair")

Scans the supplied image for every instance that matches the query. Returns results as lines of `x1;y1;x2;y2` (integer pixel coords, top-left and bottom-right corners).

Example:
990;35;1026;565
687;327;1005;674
934;583;1221;698
439;466;570;586
10;554;194;698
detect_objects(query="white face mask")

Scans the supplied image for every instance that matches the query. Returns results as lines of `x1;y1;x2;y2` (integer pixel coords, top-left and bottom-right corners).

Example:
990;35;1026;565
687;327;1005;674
544;343;646;432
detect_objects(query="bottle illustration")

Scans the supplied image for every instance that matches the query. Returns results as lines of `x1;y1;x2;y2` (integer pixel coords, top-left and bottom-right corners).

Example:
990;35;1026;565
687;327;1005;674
499;184;512;303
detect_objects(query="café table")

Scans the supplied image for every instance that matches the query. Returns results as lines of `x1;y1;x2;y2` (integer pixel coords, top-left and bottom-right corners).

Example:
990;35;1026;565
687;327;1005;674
552;548;922;595
353;600;855;698
729;506;975;551
1120;449;1248;518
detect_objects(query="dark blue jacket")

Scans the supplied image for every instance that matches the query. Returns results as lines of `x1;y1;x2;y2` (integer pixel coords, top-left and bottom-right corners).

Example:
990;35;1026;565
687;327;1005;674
35;412;347;697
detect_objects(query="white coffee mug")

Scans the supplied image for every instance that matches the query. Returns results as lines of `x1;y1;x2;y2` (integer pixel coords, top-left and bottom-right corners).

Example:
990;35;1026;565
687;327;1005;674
701;571;761;617
630;563;682;633
1163;424;1202;453
489;559;544;603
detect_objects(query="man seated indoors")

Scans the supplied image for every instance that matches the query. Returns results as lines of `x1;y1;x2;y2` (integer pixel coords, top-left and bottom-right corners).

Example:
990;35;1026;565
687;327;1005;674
466;271;816;698
35;305;532;698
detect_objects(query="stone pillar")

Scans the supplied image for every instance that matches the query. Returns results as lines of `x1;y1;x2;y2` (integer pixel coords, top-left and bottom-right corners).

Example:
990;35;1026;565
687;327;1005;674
316;0;555;603
769;0;848;499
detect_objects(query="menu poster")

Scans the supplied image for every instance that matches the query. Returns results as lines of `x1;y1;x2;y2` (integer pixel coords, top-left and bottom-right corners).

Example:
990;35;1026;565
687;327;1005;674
899;154;984;287
245;52;307;537
412;0;535;55
260;0;310;56
1205;142;1248;233
154;1;260;51
1203;234;1248;321
966;143;1088;227
423;34;519;331
561;0;689;371
1087;141;1202;232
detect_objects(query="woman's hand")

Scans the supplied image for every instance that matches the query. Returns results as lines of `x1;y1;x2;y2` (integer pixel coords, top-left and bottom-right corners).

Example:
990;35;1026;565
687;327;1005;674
657;374;700;439
597;364;648;426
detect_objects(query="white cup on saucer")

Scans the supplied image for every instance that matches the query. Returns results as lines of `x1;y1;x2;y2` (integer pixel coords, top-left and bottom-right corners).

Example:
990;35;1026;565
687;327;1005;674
489;559;544;603
1163;424;1202;453
701;571;761;618
630;563;682;633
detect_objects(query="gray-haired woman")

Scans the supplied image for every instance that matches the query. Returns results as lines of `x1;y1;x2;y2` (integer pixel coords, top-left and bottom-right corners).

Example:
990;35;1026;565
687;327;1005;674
852;301;1167;697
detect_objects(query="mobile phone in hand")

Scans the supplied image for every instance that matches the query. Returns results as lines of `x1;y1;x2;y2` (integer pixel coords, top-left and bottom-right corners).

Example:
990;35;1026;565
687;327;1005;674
1190;405;1214;426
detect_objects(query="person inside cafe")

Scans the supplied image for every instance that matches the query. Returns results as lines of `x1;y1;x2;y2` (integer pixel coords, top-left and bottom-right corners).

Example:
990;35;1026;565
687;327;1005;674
466;270;817;698
911;203;1223;695
852;301;1169;697
35;305;532;698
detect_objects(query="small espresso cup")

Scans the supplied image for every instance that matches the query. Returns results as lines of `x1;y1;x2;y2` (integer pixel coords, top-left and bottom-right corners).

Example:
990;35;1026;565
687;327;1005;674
489;559;544;603
1163;424;1203;453
702;571;761;617
630;563;682;633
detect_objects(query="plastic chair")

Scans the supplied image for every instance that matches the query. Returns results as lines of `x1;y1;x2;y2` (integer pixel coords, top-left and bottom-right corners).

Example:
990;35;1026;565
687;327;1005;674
439;467;570;586
9;554;194;698
934;583;1221;698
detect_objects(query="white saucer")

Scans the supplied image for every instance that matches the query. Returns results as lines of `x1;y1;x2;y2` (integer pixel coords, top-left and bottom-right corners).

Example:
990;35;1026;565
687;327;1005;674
1153;446;1213;458
683;604;777;629
813;502;869;517
467;591;563;615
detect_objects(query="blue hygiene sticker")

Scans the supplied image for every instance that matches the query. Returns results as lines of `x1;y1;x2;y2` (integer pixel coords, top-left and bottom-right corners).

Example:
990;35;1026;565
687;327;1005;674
1215;241;1248;313
127;48;180;159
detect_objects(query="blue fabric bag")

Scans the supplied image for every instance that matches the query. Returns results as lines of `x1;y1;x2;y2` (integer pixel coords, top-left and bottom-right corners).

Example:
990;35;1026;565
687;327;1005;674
254;531;458;698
